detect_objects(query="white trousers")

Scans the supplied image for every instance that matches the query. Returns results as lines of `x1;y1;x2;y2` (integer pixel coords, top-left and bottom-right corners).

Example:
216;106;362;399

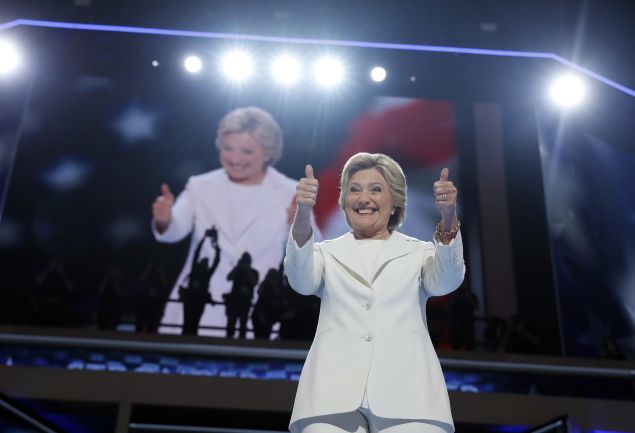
293;391;451;433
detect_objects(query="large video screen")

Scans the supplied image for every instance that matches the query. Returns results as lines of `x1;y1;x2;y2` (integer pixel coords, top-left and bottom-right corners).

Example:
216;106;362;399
0;30;464;340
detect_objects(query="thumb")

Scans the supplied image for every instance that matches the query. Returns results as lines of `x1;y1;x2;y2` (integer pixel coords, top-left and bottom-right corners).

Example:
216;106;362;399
161;183;173;200
305;164;315;179
439;168;449;182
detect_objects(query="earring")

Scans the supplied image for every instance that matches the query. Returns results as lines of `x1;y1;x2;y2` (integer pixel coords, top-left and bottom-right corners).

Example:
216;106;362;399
391;209;396;215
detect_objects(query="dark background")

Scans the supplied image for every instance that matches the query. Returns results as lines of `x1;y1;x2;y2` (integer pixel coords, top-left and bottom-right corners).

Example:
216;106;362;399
1;0;634;359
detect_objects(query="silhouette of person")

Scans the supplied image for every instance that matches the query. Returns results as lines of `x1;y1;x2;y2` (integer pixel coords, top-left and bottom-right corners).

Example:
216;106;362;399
251;267;284;339
501;314;542;354
31;257;76;327
136;259;169;333
450;285;478;350
425;301;446;349
224;252;258;338
97;266;124;330
600;336;626;360
179;226;221;335
278;268;320;341
483;315;508;351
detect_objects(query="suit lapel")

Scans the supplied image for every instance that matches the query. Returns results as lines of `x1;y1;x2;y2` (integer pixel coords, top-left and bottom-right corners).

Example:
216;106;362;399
321;231;419;289
321;233;371;288
371;231;418;284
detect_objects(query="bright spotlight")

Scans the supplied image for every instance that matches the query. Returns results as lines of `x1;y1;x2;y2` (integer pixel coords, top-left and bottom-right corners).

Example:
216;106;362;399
183;56;202;73
370;66;387;82
221;51;253;82
271;55;301;86
549;74;586;108
314;57;344;88
0;40;21;76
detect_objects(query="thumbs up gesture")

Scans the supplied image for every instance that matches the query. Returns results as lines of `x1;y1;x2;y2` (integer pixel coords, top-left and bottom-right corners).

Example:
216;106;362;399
296;164;319;211
433;168;458;228
152;183;174;233
292;165;318;245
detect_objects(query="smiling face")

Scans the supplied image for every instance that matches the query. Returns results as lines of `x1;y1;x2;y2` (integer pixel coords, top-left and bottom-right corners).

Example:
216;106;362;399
218;132;267;185
344;168;395;239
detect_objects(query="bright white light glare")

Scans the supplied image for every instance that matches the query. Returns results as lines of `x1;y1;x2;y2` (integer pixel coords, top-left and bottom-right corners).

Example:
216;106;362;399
0;40;21;75
370;66;387;82
221;51;254;82
314;57;344;88
183;56;202;73
271;55;301;86
549;74;586;108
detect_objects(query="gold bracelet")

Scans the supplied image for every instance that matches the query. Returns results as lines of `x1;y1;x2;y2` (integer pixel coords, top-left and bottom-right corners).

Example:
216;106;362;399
434;220;461;240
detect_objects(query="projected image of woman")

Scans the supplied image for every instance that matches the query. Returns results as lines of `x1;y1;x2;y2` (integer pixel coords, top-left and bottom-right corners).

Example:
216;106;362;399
152;106;316;337
285;153;465;433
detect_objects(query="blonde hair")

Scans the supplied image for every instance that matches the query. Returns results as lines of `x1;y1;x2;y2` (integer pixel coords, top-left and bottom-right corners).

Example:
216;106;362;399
338;152;407;231
215;107;283;165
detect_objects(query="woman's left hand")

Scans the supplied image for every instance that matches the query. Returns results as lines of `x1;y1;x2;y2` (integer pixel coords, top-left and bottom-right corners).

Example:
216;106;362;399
433;168;458;229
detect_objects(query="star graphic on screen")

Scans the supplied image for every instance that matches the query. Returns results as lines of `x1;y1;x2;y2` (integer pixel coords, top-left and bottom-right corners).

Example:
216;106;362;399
42;157;92;191
113;106;158;144
107;215;144;247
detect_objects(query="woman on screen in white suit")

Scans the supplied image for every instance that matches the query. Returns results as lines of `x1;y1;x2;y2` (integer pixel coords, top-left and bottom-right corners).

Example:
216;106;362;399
285;153;465;433
152;106;317;337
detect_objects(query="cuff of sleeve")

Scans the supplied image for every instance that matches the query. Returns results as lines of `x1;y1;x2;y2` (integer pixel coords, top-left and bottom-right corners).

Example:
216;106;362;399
433;230;463;270
433;229;462;247
152;219;180;242
152;219;166;240
287;229;315;251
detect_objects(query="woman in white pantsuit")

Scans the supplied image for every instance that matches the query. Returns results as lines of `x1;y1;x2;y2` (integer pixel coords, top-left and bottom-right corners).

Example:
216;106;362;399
152;107;315;336
285;153;465;433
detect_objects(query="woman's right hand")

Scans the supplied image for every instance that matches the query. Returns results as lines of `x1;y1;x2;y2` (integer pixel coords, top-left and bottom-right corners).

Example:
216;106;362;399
152;183;174;234
296;164;319;211
292;165;318;245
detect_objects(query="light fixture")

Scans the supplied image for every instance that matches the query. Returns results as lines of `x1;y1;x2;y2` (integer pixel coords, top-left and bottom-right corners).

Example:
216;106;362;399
0;39;21;76
370;66;387;82
183;55;202;73
549;74;586;108
271;55;301;86
313;56;344;88
221;50;254;82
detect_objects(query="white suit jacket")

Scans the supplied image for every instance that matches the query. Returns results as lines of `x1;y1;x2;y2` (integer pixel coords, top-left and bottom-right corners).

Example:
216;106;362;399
284;230;465;432
154;167;300;335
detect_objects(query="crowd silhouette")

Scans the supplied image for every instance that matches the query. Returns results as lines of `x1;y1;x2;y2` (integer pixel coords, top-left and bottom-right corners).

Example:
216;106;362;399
12;254;629;359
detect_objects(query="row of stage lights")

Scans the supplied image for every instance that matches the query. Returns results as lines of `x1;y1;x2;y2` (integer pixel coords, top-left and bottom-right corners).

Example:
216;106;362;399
176;51;388;88
174;50;586;107
1;39;586;108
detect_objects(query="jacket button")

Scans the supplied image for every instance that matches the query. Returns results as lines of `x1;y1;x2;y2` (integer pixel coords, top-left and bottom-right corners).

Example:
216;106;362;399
363;332;373;342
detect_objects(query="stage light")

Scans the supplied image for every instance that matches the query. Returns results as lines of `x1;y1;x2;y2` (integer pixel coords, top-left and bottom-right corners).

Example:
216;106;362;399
221;50;253;82
183;55;202;73
0;39;21;75
314;56;345;88
271;55;301;86
549;74;586;108
370;66;387;82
